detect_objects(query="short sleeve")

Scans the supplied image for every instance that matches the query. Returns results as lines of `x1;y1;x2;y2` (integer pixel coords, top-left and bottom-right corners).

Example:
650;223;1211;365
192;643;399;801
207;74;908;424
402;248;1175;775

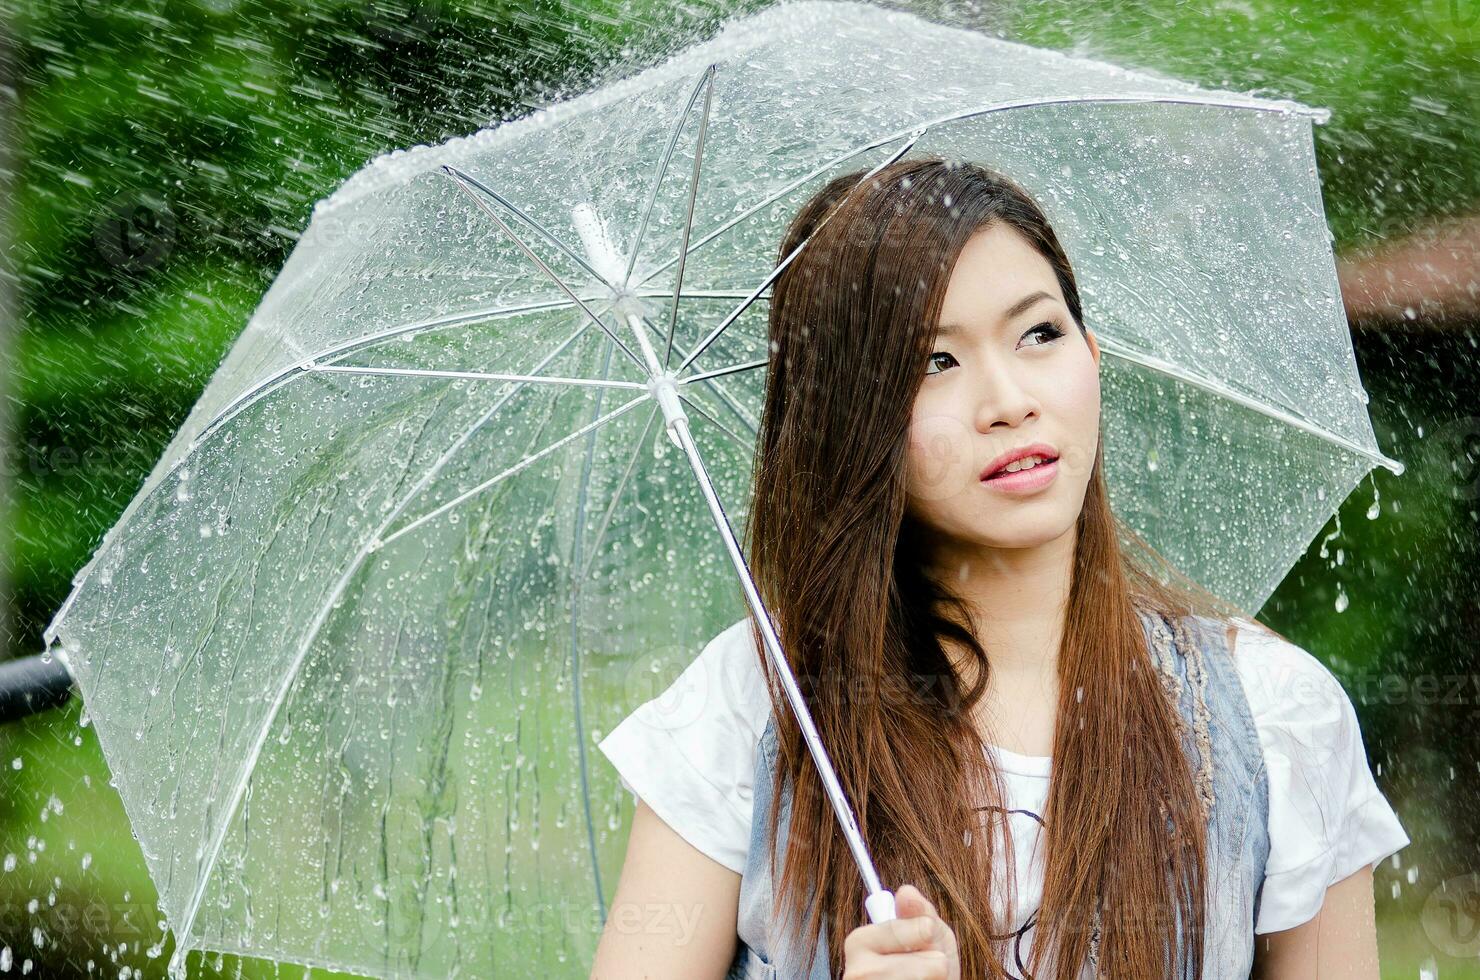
596;618;770;874
1230;620;1412;934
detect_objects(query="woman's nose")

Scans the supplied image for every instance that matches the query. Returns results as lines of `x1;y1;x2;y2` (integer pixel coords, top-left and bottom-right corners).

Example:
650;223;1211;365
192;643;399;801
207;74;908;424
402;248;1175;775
973;361;1039;432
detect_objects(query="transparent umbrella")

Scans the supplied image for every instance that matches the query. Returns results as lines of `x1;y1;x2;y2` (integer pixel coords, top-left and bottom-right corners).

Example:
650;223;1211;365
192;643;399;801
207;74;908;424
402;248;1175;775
38;1;1401;976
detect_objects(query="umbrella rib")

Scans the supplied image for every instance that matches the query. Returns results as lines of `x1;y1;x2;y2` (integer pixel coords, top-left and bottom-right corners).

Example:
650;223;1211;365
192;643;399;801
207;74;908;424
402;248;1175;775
377;392;650;551
184;291;754;465
570;338;619;921
631;91;1329;293
688;371;757;436
662;66;717;370
441;165;649;372
197;297;614;451
309;363;647;391
674;129;927;375
677;390;752;452
623;64;718;288
630;131;921;294
680;356;769;385
640;288;771;302
168;315;605;952
1094;335;1404;473
577;403;661;585
440;165;614;288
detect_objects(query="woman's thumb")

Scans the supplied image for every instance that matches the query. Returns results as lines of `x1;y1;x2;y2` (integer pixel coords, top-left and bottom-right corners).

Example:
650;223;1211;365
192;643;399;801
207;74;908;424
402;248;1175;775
894;883;937;918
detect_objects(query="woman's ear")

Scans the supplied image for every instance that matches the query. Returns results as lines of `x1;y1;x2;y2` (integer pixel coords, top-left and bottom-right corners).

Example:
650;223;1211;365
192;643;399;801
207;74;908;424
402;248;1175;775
1085;326;1101;367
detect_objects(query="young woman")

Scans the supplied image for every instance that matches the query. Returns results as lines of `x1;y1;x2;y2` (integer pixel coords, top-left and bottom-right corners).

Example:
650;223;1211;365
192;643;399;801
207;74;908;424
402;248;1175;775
590;158;1409;979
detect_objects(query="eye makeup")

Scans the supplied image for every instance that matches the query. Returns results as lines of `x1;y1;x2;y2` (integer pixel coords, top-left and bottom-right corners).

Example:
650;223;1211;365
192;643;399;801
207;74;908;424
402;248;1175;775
925;319;1066;375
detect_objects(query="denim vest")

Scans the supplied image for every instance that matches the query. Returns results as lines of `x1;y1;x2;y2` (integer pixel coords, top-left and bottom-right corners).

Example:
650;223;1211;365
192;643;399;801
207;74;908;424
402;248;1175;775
725;609;1270;979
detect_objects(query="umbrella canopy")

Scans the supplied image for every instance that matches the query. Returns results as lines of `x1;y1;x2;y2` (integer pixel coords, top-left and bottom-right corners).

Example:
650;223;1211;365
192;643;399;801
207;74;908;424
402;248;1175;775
42;1;1400;976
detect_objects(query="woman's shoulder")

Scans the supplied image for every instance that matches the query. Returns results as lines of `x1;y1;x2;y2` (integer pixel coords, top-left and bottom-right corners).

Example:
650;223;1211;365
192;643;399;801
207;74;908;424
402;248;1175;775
689;615;776;741
1221;616;1353;729
604;615;774;750
1214;618;1412;933
595;616;774;873
1162;610;1359;766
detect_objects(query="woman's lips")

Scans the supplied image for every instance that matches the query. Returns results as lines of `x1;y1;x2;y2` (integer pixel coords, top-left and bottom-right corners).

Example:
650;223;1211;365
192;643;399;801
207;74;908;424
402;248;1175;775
981;458;1059;493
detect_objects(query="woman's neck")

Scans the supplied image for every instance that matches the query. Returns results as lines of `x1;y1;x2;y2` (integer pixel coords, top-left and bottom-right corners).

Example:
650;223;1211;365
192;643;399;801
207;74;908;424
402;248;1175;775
928;524;1076;678
922;526;1076;755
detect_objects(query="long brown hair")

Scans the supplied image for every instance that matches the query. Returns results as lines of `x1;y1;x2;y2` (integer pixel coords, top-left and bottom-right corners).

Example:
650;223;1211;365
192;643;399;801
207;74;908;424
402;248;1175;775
742;157;1248;979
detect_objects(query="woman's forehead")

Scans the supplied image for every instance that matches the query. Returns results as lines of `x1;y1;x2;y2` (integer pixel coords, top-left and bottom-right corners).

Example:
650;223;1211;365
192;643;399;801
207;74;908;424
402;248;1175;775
937;226;1062;329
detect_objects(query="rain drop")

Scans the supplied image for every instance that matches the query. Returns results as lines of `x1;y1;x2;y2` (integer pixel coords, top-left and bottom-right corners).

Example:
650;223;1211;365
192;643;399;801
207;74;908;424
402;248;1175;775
1334;588;1349;613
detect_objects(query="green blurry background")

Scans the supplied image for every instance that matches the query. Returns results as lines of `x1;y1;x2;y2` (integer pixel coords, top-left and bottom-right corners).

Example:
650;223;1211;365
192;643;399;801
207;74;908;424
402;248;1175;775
1;0;1476;976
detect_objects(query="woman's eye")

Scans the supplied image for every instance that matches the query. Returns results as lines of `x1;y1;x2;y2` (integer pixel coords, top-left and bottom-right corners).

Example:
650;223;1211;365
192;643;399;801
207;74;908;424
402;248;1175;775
925;351;957;376
926;322;1064;375
1022;321;1066;347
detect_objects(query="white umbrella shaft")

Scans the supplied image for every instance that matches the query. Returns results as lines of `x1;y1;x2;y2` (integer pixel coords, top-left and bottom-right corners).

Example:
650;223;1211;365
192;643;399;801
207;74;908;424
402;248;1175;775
624;308;897;924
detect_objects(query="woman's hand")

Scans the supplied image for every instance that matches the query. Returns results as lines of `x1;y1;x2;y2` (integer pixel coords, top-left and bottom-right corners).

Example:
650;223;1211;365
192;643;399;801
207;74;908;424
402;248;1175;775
842;884;961;980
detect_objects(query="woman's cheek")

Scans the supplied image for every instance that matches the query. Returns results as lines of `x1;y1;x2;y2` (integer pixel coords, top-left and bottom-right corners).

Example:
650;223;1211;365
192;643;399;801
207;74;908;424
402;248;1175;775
1053;365;1101;481
907;412;975;504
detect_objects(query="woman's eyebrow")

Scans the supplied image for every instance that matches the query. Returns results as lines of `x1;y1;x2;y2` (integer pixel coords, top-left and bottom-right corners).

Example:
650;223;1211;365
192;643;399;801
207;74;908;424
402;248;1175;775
936;290;1056;335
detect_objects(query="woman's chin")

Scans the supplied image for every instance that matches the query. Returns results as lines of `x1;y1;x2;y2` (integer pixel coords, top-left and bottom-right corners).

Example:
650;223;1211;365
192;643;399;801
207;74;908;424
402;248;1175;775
961;512;1079;551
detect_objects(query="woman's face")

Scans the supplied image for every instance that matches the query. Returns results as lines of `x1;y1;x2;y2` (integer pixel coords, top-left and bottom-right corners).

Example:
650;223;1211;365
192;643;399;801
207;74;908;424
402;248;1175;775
904;222;1101;558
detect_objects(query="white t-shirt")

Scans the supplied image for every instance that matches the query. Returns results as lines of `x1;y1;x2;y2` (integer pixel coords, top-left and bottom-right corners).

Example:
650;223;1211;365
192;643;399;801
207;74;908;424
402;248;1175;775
597;615;1410;940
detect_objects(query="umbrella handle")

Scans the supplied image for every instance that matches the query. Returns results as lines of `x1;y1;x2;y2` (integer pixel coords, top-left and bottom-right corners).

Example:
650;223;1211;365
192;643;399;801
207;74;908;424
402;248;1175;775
0;652;74;724
865;888;897;923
